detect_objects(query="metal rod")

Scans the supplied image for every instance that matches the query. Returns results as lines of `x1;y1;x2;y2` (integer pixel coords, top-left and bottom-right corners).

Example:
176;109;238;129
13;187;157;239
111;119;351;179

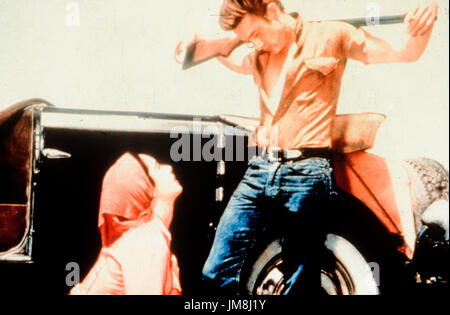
326;14;406;27
43;107;220;122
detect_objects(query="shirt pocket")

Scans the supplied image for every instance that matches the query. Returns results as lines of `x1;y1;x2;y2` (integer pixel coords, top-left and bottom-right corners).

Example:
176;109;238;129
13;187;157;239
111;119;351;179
304;57;339;76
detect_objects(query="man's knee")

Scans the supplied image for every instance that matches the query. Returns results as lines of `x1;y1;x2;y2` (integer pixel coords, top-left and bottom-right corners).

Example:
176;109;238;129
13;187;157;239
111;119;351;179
201;258;241;295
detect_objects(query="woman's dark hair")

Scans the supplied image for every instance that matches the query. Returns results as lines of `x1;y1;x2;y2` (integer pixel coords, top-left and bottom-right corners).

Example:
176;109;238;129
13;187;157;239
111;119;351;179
130;152;156;187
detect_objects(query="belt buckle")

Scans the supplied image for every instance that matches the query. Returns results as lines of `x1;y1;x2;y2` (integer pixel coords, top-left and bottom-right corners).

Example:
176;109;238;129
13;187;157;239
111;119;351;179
266;147;303;162
284;149;303;160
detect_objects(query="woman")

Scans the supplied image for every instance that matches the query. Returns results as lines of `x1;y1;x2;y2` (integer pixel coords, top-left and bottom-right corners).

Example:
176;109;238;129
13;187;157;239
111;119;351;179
70;152;183;295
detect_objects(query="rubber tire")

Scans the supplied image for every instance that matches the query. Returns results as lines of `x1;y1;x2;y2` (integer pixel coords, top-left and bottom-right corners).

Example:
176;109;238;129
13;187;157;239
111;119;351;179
245;233;379;295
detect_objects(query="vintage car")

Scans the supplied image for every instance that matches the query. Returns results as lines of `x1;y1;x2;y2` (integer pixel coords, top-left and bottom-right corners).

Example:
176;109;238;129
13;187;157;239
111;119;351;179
0;99;448;295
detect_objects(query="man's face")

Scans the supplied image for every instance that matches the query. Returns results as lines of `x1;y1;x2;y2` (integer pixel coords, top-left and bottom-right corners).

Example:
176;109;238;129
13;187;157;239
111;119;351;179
233;13;286;54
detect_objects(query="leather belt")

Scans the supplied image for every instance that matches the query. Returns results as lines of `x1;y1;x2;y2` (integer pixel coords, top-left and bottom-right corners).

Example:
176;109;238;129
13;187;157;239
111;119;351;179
261;147;332;163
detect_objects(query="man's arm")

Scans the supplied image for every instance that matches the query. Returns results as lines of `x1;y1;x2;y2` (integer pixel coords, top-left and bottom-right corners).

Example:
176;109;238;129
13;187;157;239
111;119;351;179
216;46;253;75
175;34;252;74
347;0;439;64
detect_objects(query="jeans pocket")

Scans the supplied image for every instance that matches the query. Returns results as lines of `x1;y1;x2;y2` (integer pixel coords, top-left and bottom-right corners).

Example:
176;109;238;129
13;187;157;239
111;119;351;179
287;161;328;180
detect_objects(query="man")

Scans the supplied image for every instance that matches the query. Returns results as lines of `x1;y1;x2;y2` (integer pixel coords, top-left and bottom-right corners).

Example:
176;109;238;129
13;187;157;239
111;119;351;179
176;0;439;294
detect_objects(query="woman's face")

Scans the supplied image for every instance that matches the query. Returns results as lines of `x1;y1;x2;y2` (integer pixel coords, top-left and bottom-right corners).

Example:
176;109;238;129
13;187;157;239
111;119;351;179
138;154;183;202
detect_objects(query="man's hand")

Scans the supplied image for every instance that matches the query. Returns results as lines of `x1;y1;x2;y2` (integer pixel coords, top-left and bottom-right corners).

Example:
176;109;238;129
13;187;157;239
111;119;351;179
405;0;439;36
174;34;198;65
174;33;246;70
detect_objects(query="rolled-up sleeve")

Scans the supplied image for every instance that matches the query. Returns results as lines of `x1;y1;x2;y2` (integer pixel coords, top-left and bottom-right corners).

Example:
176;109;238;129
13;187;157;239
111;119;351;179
340;22;369;64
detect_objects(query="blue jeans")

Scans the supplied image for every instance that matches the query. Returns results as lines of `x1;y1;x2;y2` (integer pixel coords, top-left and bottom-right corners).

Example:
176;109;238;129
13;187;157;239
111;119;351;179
202;156;334;295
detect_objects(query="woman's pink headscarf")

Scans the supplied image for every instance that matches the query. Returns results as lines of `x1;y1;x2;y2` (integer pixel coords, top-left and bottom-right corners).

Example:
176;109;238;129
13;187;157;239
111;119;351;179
98;153;155;247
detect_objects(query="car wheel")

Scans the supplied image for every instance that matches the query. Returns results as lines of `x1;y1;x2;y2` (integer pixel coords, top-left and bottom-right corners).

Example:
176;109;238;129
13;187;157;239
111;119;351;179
245;234;379;295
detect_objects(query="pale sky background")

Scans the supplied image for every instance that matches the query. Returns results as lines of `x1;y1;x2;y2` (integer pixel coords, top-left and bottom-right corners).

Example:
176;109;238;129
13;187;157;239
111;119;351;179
0;0;448;167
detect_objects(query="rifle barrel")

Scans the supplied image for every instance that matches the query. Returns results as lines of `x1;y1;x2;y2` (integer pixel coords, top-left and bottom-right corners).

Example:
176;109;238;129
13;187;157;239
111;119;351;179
328;14;406;27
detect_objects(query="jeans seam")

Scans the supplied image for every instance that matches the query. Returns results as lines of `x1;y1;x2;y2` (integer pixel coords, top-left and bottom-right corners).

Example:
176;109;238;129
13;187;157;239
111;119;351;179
234;229;260;293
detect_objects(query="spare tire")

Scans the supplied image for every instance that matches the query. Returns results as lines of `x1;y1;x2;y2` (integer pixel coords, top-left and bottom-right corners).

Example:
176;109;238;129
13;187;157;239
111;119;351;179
244;234;379;295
